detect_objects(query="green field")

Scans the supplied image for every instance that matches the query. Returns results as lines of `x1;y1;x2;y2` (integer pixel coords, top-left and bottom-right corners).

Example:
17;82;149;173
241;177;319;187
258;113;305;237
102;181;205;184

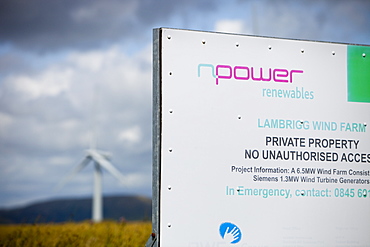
0;221;152;247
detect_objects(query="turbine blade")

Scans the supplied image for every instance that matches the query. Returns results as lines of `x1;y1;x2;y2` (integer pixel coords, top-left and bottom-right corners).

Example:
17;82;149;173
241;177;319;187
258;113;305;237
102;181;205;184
95;149;112;160
88;150;126;184
54;156;92;191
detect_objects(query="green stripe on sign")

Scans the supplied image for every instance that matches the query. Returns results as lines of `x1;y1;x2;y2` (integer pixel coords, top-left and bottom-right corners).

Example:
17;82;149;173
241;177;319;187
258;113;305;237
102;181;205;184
347;45;370;103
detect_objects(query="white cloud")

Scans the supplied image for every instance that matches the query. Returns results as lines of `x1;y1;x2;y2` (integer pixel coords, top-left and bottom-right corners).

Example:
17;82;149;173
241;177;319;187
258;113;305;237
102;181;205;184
125;172;150;187
118;125;142;145
49;156;75;167
214;19;246;34
9;67;73;100
67;46;125;72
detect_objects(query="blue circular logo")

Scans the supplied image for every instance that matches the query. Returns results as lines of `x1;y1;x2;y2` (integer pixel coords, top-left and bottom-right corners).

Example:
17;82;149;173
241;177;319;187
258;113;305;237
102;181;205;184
219;222;242;244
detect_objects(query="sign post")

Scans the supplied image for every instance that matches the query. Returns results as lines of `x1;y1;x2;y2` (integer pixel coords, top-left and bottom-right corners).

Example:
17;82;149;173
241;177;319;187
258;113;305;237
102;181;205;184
152;28;370;247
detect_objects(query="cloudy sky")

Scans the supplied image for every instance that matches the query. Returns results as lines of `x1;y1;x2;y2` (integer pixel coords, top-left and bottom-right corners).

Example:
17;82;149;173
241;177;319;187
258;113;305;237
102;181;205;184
0;0;369;209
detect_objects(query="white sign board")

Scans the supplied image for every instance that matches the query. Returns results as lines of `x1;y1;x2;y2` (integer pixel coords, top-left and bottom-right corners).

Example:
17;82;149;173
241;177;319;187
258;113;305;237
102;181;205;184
152;28;370;247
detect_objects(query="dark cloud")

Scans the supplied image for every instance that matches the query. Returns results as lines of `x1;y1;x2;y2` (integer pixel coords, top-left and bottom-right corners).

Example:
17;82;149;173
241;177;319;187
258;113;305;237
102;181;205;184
1;0;368;52
0;0;217;52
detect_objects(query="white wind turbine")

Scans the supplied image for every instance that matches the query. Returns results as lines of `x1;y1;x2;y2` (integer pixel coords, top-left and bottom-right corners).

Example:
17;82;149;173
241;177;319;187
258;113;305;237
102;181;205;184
56;85;126;223
56;148;126;222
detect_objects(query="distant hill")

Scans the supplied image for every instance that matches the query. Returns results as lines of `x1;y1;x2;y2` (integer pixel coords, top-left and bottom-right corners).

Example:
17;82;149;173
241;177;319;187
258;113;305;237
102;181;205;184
0;195;152;224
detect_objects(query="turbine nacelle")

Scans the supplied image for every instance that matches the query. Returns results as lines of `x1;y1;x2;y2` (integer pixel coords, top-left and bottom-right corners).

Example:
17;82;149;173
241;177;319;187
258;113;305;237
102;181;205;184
86;149;112;160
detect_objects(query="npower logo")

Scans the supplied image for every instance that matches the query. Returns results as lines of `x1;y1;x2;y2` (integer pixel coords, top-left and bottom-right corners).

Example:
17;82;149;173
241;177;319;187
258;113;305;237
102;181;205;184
198;63;304;85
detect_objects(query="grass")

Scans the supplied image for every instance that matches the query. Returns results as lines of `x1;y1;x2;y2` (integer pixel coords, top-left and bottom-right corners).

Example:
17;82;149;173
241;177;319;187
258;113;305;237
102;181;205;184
0;221;152;247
